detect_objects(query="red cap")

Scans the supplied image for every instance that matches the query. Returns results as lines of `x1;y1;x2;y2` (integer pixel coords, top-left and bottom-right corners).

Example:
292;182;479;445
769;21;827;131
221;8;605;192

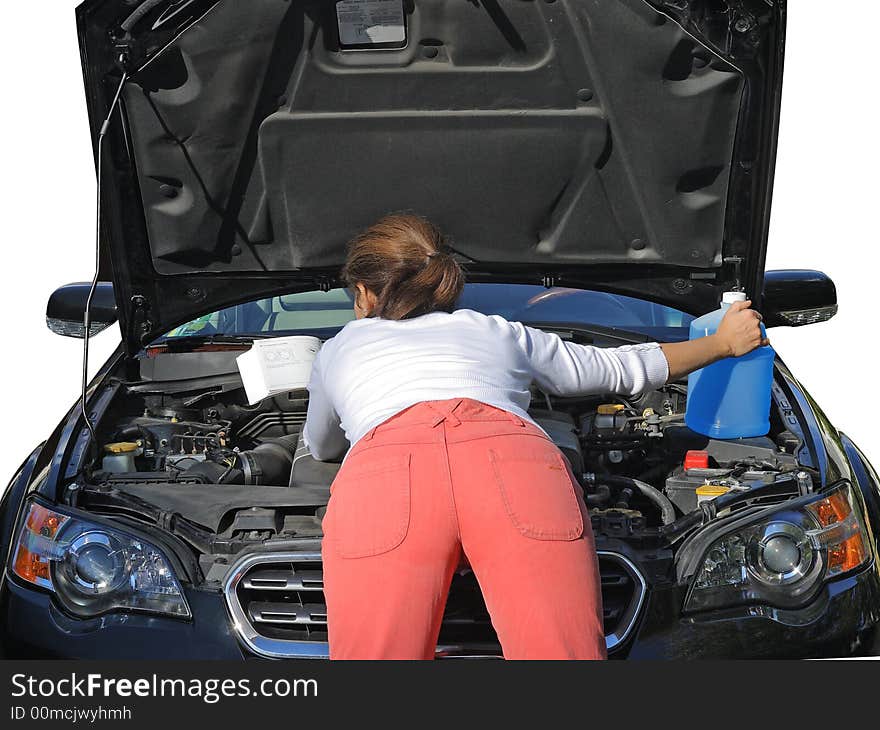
684;450;710;470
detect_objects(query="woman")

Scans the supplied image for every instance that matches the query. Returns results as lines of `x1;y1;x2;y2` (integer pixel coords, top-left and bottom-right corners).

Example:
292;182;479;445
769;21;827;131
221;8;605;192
304;214;767;660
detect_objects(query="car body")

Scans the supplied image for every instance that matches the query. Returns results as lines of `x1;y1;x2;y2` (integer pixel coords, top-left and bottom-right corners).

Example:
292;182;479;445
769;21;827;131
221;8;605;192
3;0;880;659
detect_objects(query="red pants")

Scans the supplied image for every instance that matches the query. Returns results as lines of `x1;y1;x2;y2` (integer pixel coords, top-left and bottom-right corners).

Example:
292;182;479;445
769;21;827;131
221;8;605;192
321;398;606;660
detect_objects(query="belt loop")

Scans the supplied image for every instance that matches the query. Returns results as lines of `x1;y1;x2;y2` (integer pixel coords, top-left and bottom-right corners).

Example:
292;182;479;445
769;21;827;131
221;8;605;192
362;427;378;441
423;402;448;428
425;400;462;427
444;399;463;427
507;410;527;427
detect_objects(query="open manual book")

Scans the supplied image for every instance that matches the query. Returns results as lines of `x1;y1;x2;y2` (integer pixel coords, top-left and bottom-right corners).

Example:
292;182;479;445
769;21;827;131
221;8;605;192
236;336;322;405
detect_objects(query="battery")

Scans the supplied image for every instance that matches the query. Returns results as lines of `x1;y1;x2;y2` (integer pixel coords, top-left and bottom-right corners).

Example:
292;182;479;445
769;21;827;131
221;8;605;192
664;467;732;515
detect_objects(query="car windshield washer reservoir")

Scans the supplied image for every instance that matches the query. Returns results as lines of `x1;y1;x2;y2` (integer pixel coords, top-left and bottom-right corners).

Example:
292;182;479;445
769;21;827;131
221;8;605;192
685;292;776;439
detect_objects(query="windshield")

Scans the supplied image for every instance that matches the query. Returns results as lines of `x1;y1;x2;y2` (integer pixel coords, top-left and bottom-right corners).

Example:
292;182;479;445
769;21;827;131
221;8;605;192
160;284;693;342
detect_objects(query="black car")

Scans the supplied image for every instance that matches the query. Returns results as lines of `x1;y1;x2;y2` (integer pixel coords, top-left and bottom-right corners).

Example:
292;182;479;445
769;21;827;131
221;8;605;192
2;0;879;660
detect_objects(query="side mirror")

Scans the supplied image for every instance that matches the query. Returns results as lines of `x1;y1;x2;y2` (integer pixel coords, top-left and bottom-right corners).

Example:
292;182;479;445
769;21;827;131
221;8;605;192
762;270;837;328
46;282;118;338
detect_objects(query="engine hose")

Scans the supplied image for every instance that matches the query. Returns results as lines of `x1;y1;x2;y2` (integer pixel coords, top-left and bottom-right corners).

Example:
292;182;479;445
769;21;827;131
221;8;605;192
585;473;677;526
237;438;298;486
183;460;244;485
657;488;755;541
585;484;611;508
657;510;705;542
183;435;299;486
614;487;635;510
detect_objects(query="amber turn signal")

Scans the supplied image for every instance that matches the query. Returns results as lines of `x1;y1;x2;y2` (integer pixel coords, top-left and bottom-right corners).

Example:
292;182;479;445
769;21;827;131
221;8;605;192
11;503;68;586
807;488;868;575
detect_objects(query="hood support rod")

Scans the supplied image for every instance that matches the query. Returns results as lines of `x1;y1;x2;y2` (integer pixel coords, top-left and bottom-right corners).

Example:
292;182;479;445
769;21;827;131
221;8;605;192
81;71;129;451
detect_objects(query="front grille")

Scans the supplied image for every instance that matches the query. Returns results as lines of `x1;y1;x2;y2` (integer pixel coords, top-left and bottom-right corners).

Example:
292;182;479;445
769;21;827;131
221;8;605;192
225;551;646;659
237;559;328;644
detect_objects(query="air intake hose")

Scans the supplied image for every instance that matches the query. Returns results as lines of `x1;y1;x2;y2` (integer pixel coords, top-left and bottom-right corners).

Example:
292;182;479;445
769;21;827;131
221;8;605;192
184;435;298;486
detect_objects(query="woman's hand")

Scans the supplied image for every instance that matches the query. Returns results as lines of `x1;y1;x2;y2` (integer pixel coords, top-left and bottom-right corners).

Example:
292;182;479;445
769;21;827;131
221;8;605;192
715;300;770;358
659;301;770;382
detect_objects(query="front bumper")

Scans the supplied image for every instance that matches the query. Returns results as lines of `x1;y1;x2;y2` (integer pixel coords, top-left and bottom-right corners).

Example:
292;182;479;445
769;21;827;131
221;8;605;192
0;575;244;660
3;561;878;660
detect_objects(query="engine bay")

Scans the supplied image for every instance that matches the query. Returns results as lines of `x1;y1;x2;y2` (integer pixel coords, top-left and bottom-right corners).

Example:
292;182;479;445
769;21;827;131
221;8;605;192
81;353;811;563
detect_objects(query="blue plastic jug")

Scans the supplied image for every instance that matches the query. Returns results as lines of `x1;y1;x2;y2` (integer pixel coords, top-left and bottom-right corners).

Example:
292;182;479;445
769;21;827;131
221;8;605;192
685;292;775;439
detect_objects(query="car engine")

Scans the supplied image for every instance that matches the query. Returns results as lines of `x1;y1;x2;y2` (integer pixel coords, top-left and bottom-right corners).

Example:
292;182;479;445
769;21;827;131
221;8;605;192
87;375;805;542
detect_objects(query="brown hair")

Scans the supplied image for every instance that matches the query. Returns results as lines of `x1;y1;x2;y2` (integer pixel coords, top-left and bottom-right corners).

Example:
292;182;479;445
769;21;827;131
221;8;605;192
341;214;465;320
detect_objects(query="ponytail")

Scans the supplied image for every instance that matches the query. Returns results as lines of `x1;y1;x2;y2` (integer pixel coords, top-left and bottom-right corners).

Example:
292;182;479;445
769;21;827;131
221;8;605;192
341;214;465;320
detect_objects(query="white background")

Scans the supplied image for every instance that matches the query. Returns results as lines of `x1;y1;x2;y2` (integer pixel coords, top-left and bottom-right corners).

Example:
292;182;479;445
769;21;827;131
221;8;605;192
0;3;877;488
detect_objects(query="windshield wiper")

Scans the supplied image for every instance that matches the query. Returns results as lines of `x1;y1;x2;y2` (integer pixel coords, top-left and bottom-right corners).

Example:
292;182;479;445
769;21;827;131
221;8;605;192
144;334;265;354
521;321;655;346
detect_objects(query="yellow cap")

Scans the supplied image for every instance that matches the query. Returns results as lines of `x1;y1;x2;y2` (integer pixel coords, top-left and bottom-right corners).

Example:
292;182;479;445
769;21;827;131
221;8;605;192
696;484;730;498
104;442;141;454
597;404;625;415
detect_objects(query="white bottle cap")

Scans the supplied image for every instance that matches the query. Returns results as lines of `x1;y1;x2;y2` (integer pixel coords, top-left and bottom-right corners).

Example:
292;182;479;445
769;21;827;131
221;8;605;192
722;291;748;305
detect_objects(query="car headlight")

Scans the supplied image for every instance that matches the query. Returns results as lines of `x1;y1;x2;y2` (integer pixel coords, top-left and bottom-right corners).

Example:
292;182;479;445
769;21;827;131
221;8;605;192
685;483;870;613
10;502;190;619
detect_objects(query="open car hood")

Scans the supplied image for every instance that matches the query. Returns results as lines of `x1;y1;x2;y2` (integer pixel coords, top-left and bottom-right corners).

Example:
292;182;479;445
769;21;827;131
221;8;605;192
77;0;785;353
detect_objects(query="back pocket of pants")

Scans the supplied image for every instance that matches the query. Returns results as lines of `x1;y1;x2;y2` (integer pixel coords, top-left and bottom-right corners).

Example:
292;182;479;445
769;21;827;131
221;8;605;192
328;452;412;559
489;448;584;541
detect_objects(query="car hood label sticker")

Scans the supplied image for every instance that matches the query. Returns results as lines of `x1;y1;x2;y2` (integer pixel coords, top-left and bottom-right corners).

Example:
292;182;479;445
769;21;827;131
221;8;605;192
336;0;406;46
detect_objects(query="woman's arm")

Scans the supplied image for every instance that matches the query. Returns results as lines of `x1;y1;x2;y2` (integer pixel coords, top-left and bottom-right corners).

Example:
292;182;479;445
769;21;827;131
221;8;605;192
510;323;671;397
303;351;349;462
660;300;769;381
511;299;767;397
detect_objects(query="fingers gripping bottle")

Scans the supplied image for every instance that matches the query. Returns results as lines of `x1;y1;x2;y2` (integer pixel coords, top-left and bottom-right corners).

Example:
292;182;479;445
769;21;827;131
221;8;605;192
684;291;776;439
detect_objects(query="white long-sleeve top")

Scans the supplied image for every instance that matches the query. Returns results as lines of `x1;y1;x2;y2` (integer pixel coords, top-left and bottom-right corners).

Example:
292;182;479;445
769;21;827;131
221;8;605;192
303;309;670;461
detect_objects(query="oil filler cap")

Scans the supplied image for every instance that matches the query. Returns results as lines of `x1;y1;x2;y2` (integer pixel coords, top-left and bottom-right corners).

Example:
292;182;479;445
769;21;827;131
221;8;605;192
684;450;710;470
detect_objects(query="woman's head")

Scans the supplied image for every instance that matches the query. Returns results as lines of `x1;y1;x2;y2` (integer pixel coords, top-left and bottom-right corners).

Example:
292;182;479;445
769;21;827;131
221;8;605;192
342;214;465;320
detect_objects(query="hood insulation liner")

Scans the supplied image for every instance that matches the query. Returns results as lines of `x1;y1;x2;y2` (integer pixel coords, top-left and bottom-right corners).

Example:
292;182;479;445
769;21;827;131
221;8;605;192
121;0;744;275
